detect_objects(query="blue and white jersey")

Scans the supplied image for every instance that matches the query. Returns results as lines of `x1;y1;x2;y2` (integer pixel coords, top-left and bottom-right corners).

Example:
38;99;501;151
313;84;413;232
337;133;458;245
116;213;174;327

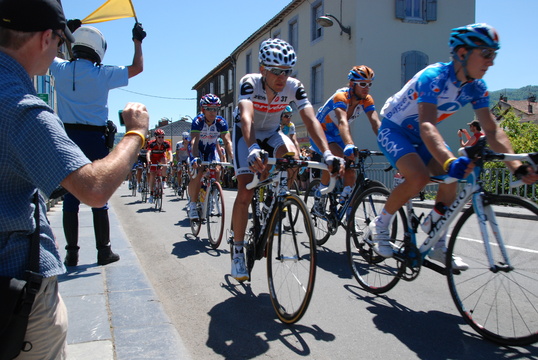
380;61;490;137
191;114;229;157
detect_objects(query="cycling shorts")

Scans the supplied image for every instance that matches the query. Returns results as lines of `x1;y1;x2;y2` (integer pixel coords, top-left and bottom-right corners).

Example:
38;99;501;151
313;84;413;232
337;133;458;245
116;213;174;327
377;119;450;169
309;133;345;156
232;122;294;176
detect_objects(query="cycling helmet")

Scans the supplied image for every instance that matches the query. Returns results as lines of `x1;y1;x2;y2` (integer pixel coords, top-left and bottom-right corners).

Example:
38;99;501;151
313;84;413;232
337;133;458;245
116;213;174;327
154;129;165;137
218;138;223;145
449;23;500;54
258;38;296;67
72;26;107;64
200;94;221;108
283;105;293;114
348;65;375;81
182;131;190;140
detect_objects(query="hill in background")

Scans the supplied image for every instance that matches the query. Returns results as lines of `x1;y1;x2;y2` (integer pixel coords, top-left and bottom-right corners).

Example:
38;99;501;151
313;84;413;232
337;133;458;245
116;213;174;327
489;85;538;102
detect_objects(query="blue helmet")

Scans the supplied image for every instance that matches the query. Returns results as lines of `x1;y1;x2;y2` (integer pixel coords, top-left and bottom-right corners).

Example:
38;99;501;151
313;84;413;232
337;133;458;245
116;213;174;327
199;94;221;108
283;105;293;114
449;23;500;54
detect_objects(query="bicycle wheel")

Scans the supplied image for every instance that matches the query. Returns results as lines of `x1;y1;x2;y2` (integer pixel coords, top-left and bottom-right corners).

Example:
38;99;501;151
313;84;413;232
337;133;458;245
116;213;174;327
447;194;538;346
207;183;225;249
266;194;316;324
190;202;202;236
346;185;407;294
304;179;332;246
154;178;163;211
130;171;137;197
141;176;148;203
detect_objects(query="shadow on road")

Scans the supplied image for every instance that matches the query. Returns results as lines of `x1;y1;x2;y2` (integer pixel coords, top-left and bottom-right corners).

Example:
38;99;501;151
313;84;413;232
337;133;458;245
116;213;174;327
205;275;336;359
343;284;538;360
315;246;352;279
171;234;228;259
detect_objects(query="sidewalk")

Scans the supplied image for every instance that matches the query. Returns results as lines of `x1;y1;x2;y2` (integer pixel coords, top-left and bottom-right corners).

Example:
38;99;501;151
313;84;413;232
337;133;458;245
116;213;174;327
48;202;191;360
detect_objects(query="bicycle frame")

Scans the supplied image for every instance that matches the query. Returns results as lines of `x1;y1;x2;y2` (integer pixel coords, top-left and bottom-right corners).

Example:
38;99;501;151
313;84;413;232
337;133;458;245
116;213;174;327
196;161;232;220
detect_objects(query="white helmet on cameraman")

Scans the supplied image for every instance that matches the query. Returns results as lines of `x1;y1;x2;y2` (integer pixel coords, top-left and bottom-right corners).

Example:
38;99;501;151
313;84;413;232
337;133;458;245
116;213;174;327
72;26;107;64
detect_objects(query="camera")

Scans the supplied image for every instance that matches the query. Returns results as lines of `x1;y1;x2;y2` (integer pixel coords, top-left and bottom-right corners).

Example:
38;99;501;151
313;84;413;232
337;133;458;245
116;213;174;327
118;110;124;126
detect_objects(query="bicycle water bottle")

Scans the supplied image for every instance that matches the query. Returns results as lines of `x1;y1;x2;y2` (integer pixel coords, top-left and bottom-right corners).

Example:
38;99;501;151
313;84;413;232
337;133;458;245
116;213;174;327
339;185;353;204
199;182;207;203
393;172;405;188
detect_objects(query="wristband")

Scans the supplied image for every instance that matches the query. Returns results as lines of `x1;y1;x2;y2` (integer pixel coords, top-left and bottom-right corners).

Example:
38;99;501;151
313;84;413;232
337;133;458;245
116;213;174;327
323;150;332;163
124;130;146;148
443;157;457;172
248;143;261;153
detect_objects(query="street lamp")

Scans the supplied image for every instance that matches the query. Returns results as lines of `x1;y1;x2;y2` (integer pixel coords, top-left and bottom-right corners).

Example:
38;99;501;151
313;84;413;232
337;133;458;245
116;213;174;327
181;115;193;122
317;14;351;39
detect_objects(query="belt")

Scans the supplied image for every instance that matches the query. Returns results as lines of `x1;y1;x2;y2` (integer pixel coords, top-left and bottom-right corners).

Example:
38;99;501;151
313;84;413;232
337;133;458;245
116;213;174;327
64;123;107;132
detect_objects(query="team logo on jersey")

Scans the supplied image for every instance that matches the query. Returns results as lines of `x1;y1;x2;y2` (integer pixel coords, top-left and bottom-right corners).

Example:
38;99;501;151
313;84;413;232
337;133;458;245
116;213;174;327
407;88;418;101
296;86;308;100
240;82;254;96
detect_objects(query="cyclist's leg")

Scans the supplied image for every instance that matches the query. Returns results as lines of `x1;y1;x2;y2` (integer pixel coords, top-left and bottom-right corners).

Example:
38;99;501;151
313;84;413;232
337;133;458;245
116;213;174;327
271;131;298;187
230;173;254;281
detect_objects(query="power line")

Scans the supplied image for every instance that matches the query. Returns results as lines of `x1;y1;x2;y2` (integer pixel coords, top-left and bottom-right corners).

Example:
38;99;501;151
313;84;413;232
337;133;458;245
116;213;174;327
117;88;196;100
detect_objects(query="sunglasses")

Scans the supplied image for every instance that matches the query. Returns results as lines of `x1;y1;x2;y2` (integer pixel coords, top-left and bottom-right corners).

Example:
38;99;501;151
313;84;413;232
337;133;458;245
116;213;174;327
477;47;497;60
282;114;292;118
52;30;66;48
354;81;372;88
157;136;164;138
265;67;293;76
203;107;219;112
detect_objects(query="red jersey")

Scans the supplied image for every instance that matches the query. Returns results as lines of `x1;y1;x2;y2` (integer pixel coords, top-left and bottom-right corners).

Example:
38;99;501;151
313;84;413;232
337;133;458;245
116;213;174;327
147;139;171;163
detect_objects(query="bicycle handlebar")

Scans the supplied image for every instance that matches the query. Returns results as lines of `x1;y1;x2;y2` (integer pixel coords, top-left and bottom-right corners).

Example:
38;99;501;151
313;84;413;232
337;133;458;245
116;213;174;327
199;161;233;168
246;158;336;194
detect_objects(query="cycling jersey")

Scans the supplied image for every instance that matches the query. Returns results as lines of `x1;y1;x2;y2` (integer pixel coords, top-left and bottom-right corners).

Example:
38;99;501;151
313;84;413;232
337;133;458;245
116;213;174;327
175;141;191;161
377;61;490;167
236;73;312;139
191;114;229;161
147;139;171;163
281;121;296;136
380;61;489;135
316;87;375;140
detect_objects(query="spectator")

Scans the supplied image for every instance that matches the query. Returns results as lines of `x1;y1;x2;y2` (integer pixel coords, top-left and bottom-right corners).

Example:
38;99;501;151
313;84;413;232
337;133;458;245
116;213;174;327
458;119;484;147
0;0;149;357
49;21;146;266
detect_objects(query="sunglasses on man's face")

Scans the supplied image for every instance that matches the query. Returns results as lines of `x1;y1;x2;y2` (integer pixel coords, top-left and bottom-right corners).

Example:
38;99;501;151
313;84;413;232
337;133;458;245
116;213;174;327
354;81;372;88
203;107;219;112
265;67;293;77
477;47;497;60
52;30;66;48
282;114;292;119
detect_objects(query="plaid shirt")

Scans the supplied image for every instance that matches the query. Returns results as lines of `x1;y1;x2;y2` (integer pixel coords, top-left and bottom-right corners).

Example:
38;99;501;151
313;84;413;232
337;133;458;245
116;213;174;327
0;52;90;279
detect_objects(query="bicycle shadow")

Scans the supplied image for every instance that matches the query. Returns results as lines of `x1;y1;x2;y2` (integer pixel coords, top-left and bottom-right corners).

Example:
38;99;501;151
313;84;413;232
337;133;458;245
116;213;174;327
171;234;227;259
205;275;336;359
315;245;352;279
343;284;538;359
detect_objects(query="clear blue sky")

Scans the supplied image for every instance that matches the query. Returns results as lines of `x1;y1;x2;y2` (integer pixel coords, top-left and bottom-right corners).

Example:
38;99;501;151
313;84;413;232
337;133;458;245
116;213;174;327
61;0;538;128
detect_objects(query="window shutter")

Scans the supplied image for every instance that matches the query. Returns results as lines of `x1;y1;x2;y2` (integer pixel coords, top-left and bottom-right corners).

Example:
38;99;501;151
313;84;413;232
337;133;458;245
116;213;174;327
395;0;405;19
425;0;437;21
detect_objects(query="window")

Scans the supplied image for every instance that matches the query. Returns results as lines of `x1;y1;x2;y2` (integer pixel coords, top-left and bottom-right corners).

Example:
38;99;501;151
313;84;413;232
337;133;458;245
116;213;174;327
311;62;323;105
401;50;429;86
395;0;437;23
209;82;215;95
246;51;252;74
288;16;299;50
311;1;323;41
228;69;233;91
219;75;225;95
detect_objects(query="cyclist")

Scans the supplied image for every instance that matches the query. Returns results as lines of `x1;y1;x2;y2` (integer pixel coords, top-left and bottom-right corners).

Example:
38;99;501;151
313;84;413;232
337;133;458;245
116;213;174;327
280;105;301;157
147;128;172;203
310;65;381;213
230;38;344;281
176;131;191;189
188;94;233;219
372;23;538;269
133;138;149;192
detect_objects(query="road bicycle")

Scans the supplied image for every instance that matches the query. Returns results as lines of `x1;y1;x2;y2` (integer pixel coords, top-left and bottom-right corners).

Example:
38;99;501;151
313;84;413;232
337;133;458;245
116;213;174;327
346;137;538;346
129;167;137;197
190;161;232;248
150;163;166;212
233;154;336;324
177;162;190;200
140;165;149;203
304;149;386;246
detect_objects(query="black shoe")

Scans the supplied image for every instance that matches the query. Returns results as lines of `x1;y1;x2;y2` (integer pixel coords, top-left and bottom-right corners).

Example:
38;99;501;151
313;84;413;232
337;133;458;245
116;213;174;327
97;247;120;265
64;250;79;267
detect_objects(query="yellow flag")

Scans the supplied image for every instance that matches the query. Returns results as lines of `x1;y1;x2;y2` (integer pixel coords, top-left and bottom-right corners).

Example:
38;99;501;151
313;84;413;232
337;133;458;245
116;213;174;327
82;0;137;24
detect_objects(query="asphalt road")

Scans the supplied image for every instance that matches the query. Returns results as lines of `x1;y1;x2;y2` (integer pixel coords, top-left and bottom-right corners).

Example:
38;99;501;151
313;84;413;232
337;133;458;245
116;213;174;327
110;183;538;360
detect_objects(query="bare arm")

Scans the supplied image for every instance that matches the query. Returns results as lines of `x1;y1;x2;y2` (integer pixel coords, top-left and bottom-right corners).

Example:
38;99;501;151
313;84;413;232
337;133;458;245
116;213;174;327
222;132;233;161
127;40;143;78
366;109;381;135
61;102;149;207
334;107;354;146
419;102;455;166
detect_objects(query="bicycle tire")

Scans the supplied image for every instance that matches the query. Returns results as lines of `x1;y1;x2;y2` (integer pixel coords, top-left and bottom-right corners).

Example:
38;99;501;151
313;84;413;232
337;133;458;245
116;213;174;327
190;202;202;236
447;194;538;346
130;171;137;197
207;183;225;249
346;185;407;294
304;179;332;246
266;194;316;324
140;172;148;203
154;177;163;211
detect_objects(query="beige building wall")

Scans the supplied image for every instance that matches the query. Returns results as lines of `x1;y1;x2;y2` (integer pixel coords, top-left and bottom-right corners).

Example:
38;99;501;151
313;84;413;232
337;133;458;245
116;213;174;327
232;0;476;152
